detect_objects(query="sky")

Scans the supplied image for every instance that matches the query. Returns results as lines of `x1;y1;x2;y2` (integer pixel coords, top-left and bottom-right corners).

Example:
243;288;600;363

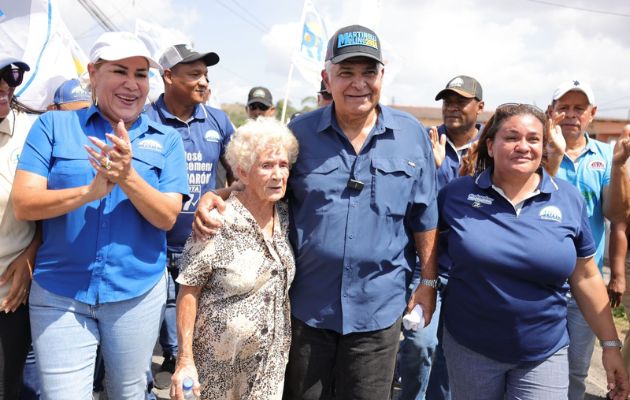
57;0;630;120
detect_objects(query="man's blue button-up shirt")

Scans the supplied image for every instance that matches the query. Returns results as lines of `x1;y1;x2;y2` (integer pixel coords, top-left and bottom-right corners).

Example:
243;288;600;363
17;106;189;304
287;105;438;334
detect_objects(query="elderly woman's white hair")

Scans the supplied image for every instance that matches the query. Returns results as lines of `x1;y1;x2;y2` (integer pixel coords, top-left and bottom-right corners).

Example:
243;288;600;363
226;117;299;174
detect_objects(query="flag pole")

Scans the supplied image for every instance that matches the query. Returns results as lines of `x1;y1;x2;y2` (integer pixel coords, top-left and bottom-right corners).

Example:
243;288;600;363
281;0;310;124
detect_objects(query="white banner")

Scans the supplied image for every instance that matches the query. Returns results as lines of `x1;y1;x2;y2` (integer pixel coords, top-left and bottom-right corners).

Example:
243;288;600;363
0;0;88;111
292;0;328;89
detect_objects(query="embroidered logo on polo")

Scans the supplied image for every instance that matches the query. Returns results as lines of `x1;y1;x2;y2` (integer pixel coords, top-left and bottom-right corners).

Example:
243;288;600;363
137;139;163;152
467;193;494;208
539;206;562;222
589;159;606;171
204;129;221;142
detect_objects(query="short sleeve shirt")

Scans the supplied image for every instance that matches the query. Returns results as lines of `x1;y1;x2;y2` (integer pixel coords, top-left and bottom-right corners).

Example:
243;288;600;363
439;168;595;363
17;106;189;304
287;105;438;334
144;95;234;252
554;134;611;270
0;110;36;303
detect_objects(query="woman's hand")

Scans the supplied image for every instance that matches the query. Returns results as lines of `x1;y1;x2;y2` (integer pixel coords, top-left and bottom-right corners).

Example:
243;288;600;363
602;348;630;400
85;172;115;202
170;357;201;400
85;120;133;185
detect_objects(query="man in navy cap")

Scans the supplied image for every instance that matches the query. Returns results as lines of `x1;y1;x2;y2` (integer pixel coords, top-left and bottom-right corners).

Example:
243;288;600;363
245;86;276;119
282;24;438;399
47;78;91;111
144;43;235;388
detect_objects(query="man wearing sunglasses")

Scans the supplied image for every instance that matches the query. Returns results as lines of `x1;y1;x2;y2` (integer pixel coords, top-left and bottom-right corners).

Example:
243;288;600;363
0;57;39;399
317;79;333;108
548;80;630;400
144;43;235;390
246;86;276;119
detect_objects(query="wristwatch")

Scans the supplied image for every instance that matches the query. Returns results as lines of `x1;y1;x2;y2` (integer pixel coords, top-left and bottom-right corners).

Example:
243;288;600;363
599;339;623;349
420;278;440;289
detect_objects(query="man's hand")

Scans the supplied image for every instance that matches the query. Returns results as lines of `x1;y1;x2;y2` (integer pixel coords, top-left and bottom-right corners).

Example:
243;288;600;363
0;248;34;313
613;125;630;166
192;191;226;240
406;283;436;327
608;275;625;308
429;126;446;168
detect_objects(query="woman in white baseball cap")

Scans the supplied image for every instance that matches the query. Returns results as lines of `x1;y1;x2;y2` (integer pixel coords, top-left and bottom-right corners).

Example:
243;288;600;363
12;32;188;399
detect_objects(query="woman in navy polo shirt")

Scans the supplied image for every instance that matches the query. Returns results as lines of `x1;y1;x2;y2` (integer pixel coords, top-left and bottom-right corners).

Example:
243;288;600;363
12;32;188;399
437;104;628;399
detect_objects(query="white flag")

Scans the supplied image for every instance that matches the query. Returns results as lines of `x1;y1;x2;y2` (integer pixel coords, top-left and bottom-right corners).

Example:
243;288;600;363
0;0;88;111
292;0;328;89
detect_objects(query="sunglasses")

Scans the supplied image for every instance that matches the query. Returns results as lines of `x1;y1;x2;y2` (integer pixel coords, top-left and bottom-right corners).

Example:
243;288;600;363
248;102;270;111
320;92;333;101
0;66;25;88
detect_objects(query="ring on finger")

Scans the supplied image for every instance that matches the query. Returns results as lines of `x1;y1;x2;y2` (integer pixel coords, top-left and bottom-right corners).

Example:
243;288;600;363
101;157;112;170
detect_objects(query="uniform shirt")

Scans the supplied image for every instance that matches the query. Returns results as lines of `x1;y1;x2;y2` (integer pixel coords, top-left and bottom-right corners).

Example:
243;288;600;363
287;104;438;335
17;106;189;304
0;110;36;304
439;168;596;363
144;95;234;252
436;123;481;276
555;134;611;270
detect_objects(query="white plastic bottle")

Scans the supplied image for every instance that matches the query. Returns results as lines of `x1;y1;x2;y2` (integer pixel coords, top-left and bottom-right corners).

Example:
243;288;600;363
182;376;196;400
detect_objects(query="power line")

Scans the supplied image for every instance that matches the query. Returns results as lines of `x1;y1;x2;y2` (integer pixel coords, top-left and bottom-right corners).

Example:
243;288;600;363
77;0;120;31
215;0;268;34
522;0;630;18
232;0;271;32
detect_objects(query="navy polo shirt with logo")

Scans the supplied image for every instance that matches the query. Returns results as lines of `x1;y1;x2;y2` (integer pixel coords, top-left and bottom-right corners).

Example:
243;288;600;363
554;134;611;271
439;168;595;362
436;123;482;276
144;95;234;252
287;104;438;335
17;106;189;305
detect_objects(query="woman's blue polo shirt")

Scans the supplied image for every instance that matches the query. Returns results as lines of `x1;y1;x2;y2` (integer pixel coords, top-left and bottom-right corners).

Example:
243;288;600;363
17;106;189;304
439;168;595;362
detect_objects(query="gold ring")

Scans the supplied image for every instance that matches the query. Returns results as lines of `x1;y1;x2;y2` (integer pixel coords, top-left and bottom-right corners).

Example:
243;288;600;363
102;157;112;170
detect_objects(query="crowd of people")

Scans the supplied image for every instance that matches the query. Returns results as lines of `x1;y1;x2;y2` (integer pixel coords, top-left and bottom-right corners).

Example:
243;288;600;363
1;21;630;400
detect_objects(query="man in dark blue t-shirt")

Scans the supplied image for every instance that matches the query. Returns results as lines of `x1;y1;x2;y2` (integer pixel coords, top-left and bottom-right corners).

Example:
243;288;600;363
144;43;234;387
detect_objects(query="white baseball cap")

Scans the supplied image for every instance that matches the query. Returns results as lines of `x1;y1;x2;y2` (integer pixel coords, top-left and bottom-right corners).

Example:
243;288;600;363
89;32;160;69
552;80;595;105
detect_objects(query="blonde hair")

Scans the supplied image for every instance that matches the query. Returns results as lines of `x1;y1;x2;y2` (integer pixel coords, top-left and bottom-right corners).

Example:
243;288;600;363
225;117;299;173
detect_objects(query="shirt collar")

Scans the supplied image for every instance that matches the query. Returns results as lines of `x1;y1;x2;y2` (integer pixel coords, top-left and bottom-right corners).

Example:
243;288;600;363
154;94;205;122
439;123;483;152
475;167;558;194
316;103;399;136
0;110;14;137
82;104;155;141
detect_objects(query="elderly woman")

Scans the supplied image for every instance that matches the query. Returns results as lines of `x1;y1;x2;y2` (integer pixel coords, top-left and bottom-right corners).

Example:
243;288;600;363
0;57;40;399
170;117;298;400
11;32;188;399
412;104;629;399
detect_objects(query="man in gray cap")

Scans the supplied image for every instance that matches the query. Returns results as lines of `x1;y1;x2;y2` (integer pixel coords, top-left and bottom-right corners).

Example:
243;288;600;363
398;75;485;400
144;43;235;388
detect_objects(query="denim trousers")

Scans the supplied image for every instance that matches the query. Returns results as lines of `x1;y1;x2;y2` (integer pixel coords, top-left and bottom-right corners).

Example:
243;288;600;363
442;328;569;400
29;272;167;400
0;303;31;400
158;254;180;358
566;294;595;400
398;274;450;400
284;316;402;400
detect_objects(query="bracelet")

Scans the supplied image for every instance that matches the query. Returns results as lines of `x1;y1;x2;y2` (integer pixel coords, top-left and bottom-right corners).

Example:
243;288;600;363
599;339;622;349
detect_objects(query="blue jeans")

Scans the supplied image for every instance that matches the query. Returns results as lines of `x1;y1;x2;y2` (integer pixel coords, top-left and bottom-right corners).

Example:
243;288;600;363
29;272;167;400
159;253;180;358
443;328;569;400
398;274;450;400
566;294;595;400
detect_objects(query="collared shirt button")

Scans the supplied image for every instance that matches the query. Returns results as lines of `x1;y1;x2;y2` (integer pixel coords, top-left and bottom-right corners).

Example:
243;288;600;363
348;234;353;239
